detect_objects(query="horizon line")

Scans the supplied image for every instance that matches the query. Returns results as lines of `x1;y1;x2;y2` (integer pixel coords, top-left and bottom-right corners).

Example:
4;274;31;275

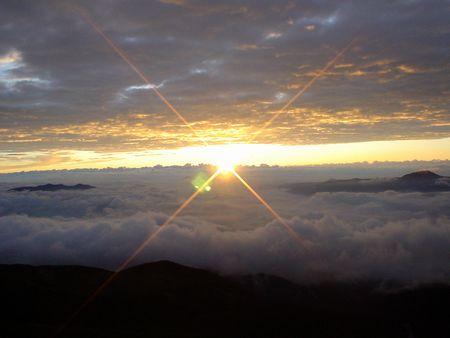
1;158;450;176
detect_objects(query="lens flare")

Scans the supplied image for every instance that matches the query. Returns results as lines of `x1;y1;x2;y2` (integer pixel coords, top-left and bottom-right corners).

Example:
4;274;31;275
65;3;208;146
232;170;307;248
53;3;357;335
52;170;220;337
250;37;359;142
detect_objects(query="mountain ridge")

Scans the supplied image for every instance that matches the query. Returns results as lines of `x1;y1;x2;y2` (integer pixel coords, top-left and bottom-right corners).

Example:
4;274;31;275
0;260;448;337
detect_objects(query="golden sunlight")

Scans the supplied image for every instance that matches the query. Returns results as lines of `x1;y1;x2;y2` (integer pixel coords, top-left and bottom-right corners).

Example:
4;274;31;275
216;160;236;174
211;145;242;174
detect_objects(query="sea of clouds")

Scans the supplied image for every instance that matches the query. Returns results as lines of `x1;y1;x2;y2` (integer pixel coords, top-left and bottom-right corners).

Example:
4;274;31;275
1;162;449;284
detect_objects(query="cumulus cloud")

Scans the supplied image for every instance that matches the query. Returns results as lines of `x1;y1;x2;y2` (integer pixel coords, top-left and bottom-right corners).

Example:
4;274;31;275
1;167;449;284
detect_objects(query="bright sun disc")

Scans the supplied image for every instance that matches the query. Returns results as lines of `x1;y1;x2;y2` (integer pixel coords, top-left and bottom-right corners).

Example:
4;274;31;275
217;160;235;174
179;144;253;174
212;146;240;174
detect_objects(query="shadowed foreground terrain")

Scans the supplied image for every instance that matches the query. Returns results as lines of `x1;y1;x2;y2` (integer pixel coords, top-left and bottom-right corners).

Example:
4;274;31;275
0;261;449;338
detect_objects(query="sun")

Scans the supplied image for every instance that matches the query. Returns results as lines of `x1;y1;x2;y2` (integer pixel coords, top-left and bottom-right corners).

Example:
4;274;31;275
211;145;242;174
180;144;253;174
216;159;236;174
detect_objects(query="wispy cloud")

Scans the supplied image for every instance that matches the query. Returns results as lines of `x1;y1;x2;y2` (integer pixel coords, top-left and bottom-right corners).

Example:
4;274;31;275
0;49;50;91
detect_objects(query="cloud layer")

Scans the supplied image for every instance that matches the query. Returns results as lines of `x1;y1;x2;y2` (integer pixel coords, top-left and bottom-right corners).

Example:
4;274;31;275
1;166;449;284
0;0;449;153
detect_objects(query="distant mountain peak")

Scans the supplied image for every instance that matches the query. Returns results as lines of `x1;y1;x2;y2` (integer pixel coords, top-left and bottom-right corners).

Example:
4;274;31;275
287;170;449;195
9;183;95;192
400;170;442;180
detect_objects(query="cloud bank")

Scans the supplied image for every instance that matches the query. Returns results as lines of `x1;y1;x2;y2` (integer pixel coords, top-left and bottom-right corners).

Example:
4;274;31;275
0;0;449;152
1;168;449;284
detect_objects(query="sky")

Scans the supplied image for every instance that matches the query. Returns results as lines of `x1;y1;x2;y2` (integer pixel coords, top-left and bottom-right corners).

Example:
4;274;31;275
0;0;449;172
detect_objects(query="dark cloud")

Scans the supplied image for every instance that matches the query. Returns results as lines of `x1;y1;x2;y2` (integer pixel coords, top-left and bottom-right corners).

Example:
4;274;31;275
0;0;449;152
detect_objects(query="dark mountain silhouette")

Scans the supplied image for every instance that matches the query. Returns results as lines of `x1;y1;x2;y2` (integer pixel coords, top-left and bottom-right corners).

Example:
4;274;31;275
0;261;449;338
287;171;450;195
400;170;442;180
8;183;95;192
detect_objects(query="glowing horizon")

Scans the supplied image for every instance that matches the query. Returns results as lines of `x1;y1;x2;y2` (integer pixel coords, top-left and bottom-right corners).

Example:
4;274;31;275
1;137;449;174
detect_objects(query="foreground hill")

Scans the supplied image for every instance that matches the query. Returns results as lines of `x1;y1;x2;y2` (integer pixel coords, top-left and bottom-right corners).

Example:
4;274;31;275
287;170;450;195
0;261;449;338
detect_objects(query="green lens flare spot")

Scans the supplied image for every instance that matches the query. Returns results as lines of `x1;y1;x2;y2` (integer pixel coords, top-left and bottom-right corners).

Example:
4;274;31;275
191;172;211;192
